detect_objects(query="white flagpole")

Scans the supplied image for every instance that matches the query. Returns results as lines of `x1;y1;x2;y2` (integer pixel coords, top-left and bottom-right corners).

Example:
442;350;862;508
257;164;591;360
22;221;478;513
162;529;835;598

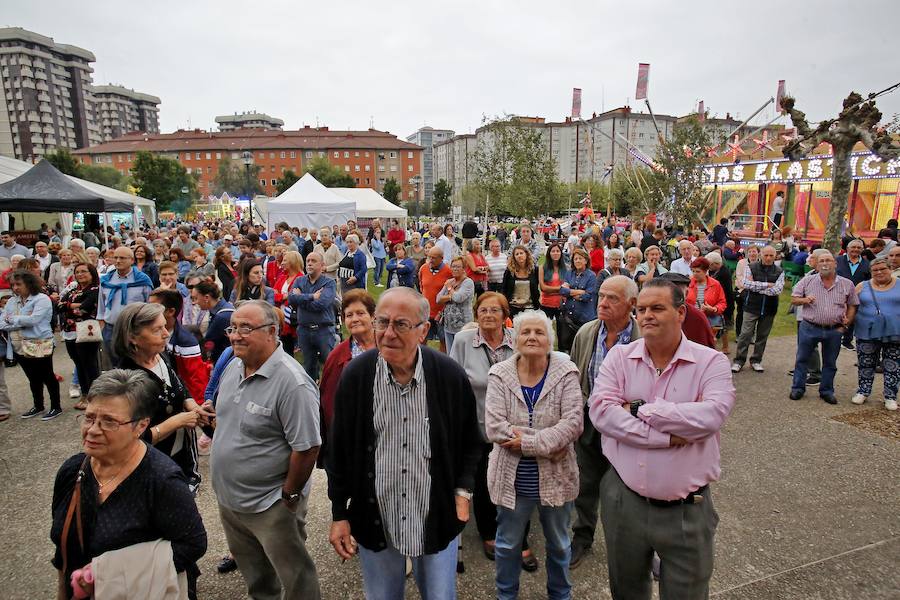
721;97;774;145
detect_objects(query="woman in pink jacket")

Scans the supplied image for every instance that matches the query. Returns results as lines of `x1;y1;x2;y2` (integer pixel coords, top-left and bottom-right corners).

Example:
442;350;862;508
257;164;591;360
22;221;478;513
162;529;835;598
485;309;583;600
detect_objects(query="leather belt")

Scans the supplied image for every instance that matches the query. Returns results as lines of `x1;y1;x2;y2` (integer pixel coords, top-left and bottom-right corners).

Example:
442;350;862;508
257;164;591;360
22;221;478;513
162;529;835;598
804;321;842;330
633;485;708;507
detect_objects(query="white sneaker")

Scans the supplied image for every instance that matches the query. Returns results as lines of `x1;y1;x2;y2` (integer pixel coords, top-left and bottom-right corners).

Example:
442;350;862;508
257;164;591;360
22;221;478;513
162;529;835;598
750;363;764;373
885;399;898;411
69;386;81;399
851;393;867;405
731;363;742;373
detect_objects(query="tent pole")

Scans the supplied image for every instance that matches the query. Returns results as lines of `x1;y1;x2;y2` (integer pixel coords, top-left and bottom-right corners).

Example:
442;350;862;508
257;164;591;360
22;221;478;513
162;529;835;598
103;212;109;250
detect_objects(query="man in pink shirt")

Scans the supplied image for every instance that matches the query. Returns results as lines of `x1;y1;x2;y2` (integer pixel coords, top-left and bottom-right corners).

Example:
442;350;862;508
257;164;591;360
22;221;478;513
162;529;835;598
589;278;735;600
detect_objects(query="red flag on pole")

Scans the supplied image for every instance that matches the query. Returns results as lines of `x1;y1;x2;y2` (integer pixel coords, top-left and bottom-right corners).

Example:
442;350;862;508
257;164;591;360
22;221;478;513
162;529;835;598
698;100;705;122
635;63;650;100
572;88;582;119
776;80;786;111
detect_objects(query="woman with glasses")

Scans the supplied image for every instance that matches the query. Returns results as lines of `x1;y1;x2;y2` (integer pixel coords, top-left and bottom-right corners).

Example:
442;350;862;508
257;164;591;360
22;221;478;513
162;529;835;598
114;303;211;491
158;260;190;299
51;369;207;600
596;248;631;285
449;293;538;572
437;256;475;353
58;263;101;410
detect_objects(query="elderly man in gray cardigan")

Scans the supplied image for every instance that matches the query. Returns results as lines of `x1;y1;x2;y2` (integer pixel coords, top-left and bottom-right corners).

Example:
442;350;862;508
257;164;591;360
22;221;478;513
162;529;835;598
485;309;583;600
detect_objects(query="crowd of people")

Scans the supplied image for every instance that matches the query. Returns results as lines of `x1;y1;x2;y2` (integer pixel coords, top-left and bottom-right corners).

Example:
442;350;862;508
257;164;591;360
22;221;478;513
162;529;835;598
0;211;896;599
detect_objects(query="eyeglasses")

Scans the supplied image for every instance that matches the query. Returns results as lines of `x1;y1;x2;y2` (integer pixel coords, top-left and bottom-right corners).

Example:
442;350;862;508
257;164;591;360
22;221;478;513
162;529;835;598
477;307;503;315
225;322;275;337
79;414;140;432
373;317;425;334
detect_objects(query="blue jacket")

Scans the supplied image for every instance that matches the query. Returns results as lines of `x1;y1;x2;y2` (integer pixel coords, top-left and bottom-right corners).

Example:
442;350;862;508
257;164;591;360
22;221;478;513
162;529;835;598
205;346;235;405
289;274;337;326
836;255;871;285
204;299;235;364
0;293;54;340
386;257;416;288
370;238;387;259
560;268;598;324
339;251;368;290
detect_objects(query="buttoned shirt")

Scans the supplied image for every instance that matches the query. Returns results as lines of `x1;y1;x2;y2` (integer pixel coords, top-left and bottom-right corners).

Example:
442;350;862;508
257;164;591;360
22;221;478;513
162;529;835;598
742;266;785;296
588;320;634;396
792;273;859;326
373;350;431;556
589;334;735;501
210;345;322;513
669;257;693;276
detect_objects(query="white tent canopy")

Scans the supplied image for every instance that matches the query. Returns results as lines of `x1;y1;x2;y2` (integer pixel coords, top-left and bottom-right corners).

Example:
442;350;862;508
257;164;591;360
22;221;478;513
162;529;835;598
330;187;407;222
266;173;356;232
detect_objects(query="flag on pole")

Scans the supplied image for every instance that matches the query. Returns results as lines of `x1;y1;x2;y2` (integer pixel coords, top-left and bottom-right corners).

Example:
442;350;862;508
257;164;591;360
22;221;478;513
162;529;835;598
635;63;650;100
571;88;582;119
698;100;705;122
776;80;786;111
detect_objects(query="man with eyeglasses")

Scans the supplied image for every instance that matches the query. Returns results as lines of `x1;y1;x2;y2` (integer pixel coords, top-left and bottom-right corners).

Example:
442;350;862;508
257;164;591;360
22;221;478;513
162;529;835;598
327;287;481;599
211;300;323;599
568;275;641;568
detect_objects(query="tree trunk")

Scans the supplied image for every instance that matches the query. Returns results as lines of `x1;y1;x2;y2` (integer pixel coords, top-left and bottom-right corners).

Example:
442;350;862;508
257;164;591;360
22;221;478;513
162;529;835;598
824;146;852;254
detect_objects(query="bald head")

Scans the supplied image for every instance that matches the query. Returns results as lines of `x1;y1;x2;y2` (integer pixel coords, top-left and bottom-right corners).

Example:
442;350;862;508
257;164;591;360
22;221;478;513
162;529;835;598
113;246;134;275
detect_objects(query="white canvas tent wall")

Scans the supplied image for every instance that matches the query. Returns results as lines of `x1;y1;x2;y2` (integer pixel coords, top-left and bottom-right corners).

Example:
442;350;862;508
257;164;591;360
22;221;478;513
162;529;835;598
266;173;355;232
0;155;156;242
330;187;407;223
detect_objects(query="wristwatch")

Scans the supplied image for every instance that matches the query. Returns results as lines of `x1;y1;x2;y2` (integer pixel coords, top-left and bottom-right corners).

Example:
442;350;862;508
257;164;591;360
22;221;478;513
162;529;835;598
282;490;301;504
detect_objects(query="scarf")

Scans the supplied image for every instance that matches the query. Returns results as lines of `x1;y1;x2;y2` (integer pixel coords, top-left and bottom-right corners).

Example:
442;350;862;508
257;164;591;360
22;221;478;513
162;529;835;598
100;267;154;309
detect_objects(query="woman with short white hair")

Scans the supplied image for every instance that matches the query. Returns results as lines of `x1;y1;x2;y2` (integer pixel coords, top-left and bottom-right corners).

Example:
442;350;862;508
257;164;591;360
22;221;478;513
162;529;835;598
597;247;631;285
337;234;368;292
485;309;583;599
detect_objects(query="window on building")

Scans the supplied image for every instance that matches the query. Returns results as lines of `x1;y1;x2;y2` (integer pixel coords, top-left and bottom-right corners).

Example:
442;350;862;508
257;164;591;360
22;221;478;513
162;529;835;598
290;151;296;159
378;165;385;172
205;152;211;160
195;152;201;159
355;178;360;184
343;151;349;158
127;154;132;161
305;151;312;158
231;152;239;159
280;151;285;159
365;165;370;172
318;151;324;158
270;165;275;172
354;165;360;171
344;166;350;172
407;151;413;158
407;165;413;172
354;151;359;157
268;152;274;159
271;179;277;186
389;151;396;158
281;167;286;173
259;179;266;187
333;151;339;158
185;153;191;160
365;152;369;157
216;152;221;159
390;165;397;172
365;178;370;185
207;166;212;174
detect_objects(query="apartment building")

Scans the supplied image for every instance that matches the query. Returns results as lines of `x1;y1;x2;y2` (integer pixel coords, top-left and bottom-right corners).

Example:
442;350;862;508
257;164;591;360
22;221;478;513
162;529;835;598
74;126;423;198
215;112;284;132
92;85;161;140
406;126;455;205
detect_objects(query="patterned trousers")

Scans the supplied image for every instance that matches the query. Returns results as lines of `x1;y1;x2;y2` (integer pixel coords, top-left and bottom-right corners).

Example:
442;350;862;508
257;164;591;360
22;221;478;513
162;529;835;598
856;340;900;400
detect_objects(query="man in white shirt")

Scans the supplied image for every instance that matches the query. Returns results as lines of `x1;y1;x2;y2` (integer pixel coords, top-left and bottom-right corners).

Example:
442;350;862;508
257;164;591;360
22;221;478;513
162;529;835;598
669;240;696;276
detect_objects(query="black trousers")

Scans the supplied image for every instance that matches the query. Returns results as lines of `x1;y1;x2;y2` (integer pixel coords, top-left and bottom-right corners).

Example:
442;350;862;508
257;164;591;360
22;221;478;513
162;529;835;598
556;316;584;354
16;353;60;411
474;443;530;549
65;340;101;397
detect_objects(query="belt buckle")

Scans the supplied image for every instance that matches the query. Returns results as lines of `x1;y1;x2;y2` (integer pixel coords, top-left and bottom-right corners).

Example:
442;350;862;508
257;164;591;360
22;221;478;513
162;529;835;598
690;494;704;505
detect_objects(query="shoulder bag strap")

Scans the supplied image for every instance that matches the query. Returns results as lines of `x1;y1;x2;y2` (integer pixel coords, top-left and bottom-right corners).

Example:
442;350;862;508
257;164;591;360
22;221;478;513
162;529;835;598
866;281;882;315
60;456;90;576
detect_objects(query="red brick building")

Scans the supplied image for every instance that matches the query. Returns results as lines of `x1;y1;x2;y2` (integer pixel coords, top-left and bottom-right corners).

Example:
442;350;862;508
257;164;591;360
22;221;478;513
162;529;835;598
73;127;423;199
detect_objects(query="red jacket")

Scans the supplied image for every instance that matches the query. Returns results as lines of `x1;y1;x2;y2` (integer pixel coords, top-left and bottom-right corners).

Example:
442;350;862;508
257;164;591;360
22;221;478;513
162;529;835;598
273;271;304;335
386;228;406;252
686;276;727;315
589;247;605;274
319;338;352;433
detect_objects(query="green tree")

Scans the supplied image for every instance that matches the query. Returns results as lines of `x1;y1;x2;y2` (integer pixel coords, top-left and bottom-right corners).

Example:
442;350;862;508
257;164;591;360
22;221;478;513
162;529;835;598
304;156;355;187
77;164;131;191
432;178;452;216
382;177;401;205
44;148;80;175
131;151;197;211
212;158;261;197
781;92;900;253
275;169;301;196
638;116;715;226
472;115;563;217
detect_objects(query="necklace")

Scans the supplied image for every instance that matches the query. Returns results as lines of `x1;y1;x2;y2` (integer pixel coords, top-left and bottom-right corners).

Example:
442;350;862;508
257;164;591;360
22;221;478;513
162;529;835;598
93;442;142;493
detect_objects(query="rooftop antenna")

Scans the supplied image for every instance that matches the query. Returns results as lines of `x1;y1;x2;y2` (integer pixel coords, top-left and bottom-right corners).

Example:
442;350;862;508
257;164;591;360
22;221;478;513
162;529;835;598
315;115;319;128
370;115;374;129
601;84;605;113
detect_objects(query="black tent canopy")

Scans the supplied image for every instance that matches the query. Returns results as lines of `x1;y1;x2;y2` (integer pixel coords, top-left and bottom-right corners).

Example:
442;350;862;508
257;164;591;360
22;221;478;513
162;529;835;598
0;159;135;212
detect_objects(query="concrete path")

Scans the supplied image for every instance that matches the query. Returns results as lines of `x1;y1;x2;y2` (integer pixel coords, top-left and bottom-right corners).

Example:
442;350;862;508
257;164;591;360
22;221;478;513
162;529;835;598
0;336;897;599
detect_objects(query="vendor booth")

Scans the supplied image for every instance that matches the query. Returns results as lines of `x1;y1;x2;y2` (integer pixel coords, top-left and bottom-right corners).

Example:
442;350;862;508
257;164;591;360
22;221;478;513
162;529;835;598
265;173;356;232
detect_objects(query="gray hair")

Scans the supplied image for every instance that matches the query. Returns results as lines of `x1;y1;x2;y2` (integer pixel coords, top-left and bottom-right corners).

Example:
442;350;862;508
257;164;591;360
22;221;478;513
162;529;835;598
602;274;639;301
811;248;832;259
345;234;360;245
606;248;625;261
706;251;723;265
378;287;429;322
234;299;281;336
319;228;332;240
847;238;864;249
112;302;165;359
869;256;890;269
86;369;156;420
625;246;643;261
512;309;556;349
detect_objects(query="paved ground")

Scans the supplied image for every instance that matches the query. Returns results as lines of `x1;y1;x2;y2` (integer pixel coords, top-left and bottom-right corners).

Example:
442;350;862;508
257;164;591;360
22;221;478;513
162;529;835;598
1;335;898;599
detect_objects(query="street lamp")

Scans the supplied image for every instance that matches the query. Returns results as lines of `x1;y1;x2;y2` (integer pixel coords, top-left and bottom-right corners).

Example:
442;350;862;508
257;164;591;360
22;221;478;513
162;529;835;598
408;175;421;225
241;151;254;225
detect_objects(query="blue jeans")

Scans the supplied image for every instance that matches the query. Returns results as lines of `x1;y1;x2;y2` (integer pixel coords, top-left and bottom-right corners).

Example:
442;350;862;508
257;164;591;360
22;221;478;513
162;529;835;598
358;536;458;600
496;498;573;600
373;257;385;285
444;330;457;353
792;321;843;396
296;326;336;381
101;322;118;366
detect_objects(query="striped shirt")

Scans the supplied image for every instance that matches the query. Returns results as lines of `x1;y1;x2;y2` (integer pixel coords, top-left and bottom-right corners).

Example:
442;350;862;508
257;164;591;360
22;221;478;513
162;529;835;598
485;252;508;284
373;350;432;556
792;273;859;326
515;375;546;499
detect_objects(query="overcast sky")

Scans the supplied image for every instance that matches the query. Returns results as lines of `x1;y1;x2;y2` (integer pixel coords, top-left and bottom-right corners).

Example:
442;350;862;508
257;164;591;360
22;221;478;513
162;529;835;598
6;0;899;139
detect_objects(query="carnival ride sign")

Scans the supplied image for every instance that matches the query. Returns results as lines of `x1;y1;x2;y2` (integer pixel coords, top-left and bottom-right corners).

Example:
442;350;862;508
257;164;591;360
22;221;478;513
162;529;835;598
704;152;900;185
